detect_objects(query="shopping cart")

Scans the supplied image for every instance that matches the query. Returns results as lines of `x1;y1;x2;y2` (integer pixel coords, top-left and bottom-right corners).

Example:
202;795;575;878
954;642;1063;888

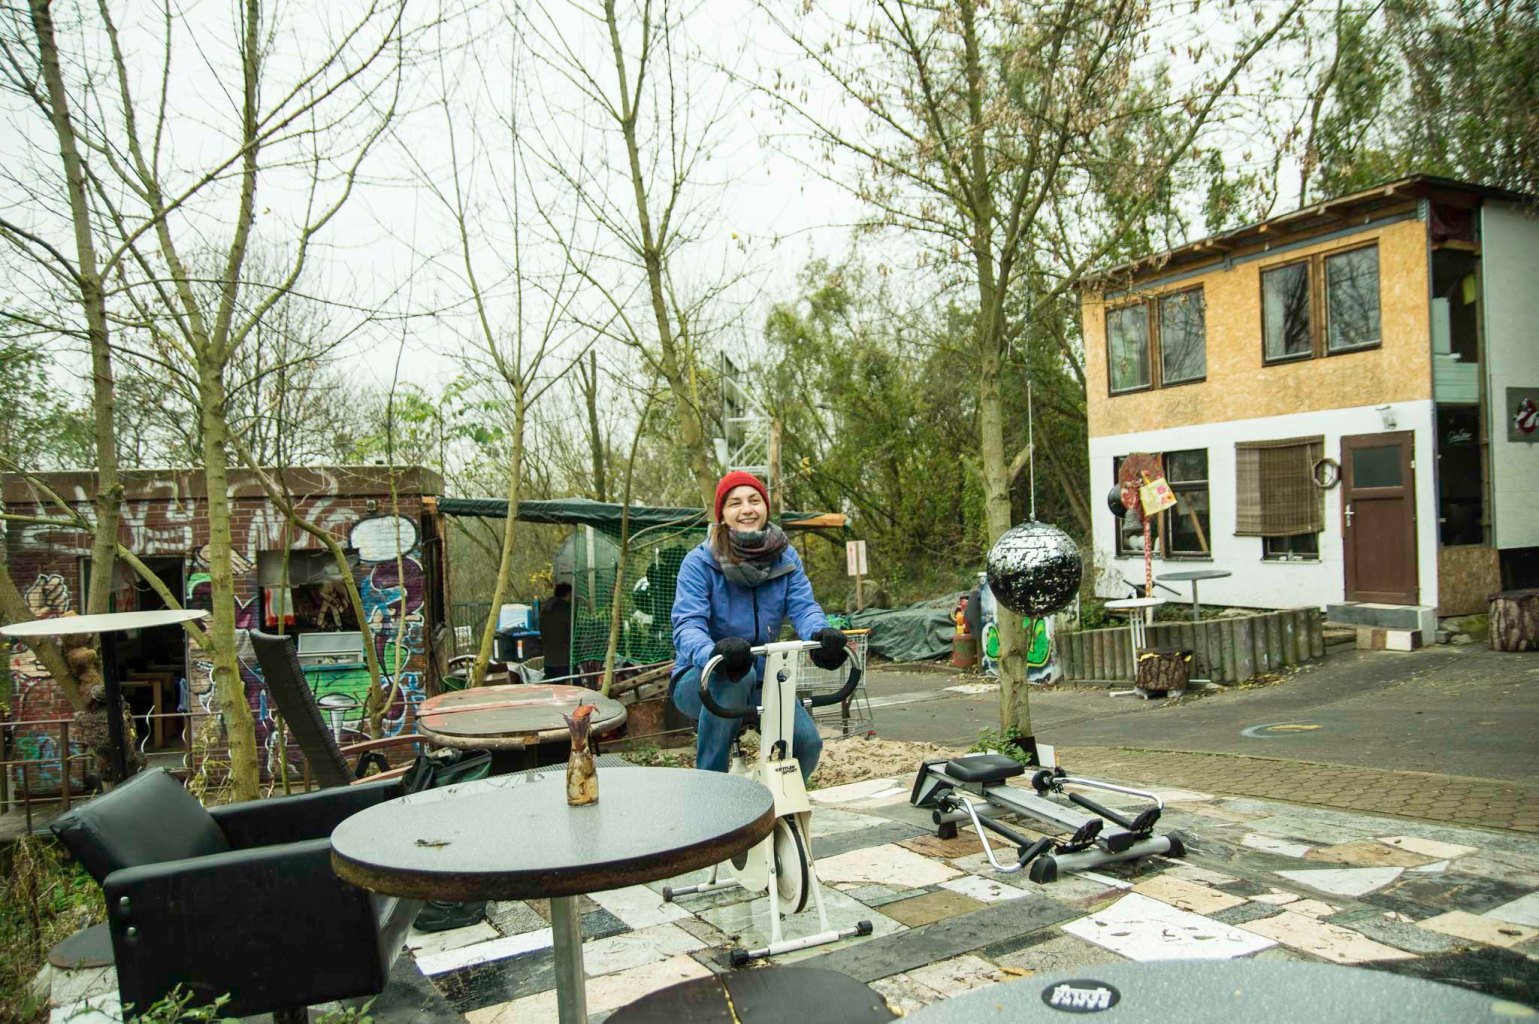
799;628;875;738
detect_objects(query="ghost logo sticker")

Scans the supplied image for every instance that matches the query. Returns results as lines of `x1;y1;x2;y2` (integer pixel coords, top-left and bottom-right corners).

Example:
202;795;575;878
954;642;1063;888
1042;979;1121;1013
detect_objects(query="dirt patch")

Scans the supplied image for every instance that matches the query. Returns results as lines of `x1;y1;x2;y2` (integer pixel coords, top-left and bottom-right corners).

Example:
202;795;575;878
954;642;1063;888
810;736;963;789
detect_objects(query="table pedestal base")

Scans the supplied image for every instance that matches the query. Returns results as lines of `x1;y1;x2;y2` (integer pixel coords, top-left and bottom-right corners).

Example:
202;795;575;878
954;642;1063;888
551;894;586;1024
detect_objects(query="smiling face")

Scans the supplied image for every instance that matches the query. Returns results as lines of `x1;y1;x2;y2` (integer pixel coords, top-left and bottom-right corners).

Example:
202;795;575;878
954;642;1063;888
720;485;767;532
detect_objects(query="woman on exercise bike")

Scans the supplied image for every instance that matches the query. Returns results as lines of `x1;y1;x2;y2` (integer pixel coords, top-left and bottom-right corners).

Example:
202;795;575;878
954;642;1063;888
671;471;848;781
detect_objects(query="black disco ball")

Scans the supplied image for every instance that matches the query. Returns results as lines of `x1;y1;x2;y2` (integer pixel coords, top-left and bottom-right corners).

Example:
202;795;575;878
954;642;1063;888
986;520;1083;618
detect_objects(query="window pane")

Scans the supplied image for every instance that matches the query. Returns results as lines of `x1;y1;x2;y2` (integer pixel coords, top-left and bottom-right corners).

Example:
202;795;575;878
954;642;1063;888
1166;488;1210;554
1352;445;1401;488
1164;449;1207;484
1264;534;1320;560
1108;305;1150;392
1159;290;1206;383
1262;262;1312;359
1327;247;1380;351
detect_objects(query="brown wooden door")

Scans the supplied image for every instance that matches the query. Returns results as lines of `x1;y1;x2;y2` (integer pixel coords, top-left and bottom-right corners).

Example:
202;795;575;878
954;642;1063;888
1342;431;1418;604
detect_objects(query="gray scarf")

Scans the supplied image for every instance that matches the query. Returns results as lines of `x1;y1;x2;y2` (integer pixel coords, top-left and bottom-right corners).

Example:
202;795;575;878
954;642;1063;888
720;524;791;588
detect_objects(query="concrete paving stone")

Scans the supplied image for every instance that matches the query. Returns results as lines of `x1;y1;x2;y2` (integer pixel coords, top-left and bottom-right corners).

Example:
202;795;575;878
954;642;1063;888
672;914;734;948
486;900;547;937
416;927;553;977
526;895;603;921
1485;893;1539;929
808;777;907;804
1367;873;1536;918
1063;893;1275;961
869;972;947;1014
1211;902;1288;926
1244;814;1379;845
1416;911;1539;949
1160;861;1239;887
1131;875;1247;915
898;830;986;861
1241;834;1312;858
807;807;893;838
588;884;693;931
906;953;1005;997
1304;840;1439;868
991;936;1126;973
49;994;120;1024
1363;946;1539;1008
816;842;964;888
1412;859;1450;874
882;889;990;927
1274;867;1403;897
853;885;935;908
798;892;1077;983
580;909;632;942
1246;945;1319;962
1340;913;1463;954
1450;855;1539;891
465;953;713;1023
46;965;114;1008
434;945;556;1013
405;921;501;957
939;873;1029;904
697;882;905;959
1285;899;1341;919
1249;889;1303;906
1212;878;1270;897
1239;912;1416;965
813;820;929;860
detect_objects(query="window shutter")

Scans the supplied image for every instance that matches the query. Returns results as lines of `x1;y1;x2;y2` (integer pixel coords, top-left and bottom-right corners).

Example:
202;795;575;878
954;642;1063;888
1234;436;1324;537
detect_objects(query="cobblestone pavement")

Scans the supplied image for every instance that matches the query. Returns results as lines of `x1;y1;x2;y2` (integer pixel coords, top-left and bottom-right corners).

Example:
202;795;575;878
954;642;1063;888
1063;747;1539;835
44;758;1539;1022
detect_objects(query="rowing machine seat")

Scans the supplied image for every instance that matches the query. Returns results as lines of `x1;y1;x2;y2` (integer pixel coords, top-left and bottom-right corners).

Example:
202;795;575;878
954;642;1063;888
944;754;1025;784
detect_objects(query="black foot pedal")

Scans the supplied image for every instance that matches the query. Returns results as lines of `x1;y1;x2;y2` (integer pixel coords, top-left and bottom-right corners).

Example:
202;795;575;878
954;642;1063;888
1129;806;1161;835
1058;818;1102;853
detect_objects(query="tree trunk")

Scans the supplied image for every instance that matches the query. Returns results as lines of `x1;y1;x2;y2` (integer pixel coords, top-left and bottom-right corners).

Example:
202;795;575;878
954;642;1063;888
28;0;122;617
583;351;607;502
1135;647;1192;693
198;359;260;800
471;399;526;686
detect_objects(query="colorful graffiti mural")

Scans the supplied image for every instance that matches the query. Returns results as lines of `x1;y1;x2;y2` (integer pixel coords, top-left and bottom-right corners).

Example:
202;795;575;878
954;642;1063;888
978;575;1059;684
6;574;86;794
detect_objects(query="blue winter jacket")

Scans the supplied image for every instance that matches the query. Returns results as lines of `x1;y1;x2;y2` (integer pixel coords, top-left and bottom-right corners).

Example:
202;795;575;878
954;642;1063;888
671;539;829;672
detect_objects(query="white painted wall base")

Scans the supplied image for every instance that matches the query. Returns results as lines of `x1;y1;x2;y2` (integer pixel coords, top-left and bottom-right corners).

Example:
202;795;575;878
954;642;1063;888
1090;400;1438;612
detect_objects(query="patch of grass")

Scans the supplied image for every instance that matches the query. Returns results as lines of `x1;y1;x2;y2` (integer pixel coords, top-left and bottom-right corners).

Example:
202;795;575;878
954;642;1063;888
621;742;693;769
969;727;1034;765
123;988;375;1022
1;836;104;1023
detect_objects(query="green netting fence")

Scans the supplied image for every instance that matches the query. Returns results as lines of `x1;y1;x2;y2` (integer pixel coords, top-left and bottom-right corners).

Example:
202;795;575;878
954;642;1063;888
564;524;703;671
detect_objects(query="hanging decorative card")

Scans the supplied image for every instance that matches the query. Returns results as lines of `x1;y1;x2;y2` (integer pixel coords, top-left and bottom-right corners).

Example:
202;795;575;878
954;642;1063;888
1138;474;1177;515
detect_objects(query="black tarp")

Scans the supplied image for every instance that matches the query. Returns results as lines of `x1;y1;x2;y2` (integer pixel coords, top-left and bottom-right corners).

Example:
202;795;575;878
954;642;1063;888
850;592;965;662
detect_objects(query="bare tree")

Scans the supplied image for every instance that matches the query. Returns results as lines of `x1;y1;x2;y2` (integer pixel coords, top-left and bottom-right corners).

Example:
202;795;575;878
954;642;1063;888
763;0;1305;738
519;0;751;510
1;0;412;798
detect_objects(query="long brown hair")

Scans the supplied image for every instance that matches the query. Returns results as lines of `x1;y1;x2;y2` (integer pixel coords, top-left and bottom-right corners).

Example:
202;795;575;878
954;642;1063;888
710;523;738;564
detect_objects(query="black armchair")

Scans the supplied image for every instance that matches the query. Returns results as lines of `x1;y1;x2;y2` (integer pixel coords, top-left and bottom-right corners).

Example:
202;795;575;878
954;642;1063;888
51;767;419;1021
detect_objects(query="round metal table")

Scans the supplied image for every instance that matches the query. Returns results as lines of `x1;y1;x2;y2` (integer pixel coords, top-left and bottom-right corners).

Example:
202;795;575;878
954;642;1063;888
414;683;626;773
331;767;774;1024
902;958;1524;1022
1156;568;1233;621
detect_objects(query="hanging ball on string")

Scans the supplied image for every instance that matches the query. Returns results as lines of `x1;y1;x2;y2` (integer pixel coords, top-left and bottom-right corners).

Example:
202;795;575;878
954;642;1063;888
1107;485;1128;519
985;519;1083;618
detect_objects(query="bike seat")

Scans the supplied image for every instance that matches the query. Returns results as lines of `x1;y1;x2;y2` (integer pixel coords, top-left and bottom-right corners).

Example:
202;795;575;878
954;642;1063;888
944;754;1025;784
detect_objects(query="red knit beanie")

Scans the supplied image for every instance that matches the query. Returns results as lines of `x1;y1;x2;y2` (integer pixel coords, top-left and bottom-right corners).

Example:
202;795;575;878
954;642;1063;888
714;471;769;522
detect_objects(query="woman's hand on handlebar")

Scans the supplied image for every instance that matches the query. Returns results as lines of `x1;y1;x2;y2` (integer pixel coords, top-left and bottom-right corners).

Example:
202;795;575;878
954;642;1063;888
809;627;848;669
711;637;753;680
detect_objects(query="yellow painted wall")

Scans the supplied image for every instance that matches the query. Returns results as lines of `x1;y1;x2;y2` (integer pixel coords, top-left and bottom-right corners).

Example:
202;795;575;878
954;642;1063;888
1083;218;1432;438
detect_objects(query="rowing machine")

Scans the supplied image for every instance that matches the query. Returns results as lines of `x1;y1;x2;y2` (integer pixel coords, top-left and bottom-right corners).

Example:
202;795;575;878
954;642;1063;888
910;754;1183;883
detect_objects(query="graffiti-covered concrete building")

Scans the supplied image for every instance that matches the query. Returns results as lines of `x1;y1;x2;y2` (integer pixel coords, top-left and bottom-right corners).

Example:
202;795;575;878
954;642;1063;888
3;466;447;780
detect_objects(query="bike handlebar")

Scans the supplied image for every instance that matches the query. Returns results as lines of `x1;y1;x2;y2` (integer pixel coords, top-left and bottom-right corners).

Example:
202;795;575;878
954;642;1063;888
698;639;863;720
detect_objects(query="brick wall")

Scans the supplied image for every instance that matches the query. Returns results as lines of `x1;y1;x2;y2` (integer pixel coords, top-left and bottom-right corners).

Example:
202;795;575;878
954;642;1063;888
4;467;443;785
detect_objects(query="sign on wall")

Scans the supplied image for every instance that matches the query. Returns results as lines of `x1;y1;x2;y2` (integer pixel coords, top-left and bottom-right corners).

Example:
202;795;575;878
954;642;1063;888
1509;387;1539;442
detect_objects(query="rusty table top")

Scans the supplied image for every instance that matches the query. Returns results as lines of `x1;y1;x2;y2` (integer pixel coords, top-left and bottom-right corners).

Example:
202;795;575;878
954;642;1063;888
330;767;774;901
414;684;627;752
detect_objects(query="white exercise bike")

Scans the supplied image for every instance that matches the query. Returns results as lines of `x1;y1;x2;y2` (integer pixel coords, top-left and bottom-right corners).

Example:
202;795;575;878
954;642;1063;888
662;638;872;964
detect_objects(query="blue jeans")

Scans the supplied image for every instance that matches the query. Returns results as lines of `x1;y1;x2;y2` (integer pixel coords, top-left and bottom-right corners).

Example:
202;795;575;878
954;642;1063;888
671;665;823;782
